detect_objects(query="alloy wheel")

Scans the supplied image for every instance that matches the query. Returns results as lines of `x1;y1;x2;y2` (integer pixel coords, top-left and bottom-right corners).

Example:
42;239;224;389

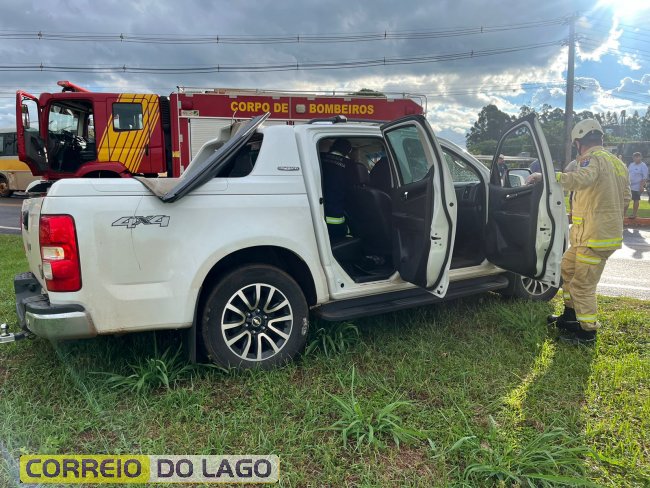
220;283;293;362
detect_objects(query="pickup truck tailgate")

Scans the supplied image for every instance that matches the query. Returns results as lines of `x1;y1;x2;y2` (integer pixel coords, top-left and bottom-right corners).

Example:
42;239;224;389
20;197;45;289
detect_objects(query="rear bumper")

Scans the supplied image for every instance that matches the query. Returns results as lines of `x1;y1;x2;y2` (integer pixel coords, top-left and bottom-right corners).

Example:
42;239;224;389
14;272;97;340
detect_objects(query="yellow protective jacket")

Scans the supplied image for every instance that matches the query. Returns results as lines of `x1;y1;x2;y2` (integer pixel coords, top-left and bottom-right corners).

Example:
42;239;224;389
557;146;631;250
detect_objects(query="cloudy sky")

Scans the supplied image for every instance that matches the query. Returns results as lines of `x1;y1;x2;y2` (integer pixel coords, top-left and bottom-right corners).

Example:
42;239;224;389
0;0;648;146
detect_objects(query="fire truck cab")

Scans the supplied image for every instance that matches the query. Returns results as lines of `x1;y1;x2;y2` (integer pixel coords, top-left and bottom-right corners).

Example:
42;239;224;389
17;81;168;180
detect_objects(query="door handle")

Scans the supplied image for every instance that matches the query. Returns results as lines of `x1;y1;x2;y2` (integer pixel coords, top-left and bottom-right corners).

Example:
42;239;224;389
401;191;409;201
145;144;149;156
505;188;533;200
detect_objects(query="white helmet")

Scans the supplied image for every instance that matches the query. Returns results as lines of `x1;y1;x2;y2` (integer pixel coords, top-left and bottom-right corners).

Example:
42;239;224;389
571;119;603;142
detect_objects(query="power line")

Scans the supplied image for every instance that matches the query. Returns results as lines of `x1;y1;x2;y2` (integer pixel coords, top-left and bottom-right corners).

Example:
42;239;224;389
0;40;562;74
0;17;568;45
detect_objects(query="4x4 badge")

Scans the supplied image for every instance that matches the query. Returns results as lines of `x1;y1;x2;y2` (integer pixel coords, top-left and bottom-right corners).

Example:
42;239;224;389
112;215;170;229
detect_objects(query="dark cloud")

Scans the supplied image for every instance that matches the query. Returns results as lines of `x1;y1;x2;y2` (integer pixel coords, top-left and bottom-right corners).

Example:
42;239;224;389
1;0;647;145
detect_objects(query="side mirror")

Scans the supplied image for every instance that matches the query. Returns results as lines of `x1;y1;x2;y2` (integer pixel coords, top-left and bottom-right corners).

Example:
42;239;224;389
21;104;30;129
507;173;524;187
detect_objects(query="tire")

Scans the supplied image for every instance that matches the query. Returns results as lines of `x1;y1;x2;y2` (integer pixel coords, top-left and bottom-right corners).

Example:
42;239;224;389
201;264;309;369
0;176;14;198
499;272;559;302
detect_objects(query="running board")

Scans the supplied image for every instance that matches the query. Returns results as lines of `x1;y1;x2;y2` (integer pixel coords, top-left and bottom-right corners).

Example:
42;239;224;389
313;275;509;322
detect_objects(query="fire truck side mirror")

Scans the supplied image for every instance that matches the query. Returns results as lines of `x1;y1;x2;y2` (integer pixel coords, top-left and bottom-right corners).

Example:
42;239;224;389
21;104;30;129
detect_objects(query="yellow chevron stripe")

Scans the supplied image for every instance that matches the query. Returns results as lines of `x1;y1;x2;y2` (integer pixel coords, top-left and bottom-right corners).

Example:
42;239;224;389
126;94;159;172
113;94;138;165
136;95;159;171
122;94;146;171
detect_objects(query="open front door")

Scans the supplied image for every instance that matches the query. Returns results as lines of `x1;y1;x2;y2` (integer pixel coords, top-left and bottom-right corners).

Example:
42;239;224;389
381;115;457;297
485;114;566;286
15;91;48;175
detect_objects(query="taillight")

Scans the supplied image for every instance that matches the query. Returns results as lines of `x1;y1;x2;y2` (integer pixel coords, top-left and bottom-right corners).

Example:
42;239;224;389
39;215;81;292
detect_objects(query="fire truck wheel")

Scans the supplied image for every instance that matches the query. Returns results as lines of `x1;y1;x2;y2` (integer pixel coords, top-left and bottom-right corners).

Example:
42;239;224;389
201;264;309;369
0;176;14;198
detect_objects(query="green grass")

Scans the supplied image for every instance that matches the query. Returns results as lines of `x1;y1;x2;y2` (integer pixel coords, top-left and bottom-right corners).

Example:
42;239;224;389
627;197;650;219
1;234;648;487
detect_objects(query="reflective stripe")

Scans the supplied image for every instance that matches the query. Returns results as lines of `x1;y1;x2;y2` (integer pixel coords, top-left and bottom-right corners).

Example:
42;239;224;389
572;216;583;224
562;291;571;299
587;237;623;249
325;216;346;225
593;150;627;177
576;253;601;265
576;314;597;322
555;171;562;182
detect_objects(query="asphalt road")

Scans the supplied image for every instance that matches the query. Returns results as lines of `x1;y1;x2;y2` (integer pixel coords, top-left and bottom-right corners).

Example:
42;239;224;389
0;194;648;299
0;194;24;235
599;228;650;300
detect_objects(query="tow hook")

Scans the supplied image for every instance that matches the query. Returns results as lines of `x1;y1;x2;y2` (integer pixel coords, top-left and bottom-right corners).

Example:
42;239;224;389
0;323;31;344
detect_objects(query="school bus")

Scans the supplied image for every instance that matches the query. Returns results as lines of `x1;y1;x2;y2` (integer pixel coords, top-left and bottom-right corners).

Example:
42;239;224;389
0;128;39;197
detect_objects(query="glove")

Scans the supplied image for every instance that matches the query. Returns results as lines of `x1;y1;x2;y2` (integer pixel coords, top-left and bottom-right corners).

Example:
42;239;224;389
525;172;542;185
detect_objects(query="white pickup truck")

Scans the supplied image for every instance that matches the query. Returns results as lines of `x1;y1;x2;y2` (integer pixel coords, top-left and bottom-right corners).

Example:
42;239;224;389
5;113;567;368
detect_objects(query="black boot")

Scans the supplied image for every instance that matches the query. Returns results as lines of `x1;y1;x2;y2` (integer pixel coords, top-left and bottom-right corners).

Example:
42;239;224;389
547;307;576;325
559;328;597;345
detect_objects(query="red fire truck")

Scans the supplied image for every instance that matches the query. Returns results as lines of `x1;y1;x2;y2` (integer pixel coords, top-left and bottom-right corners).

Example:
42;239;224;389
16;82;425;180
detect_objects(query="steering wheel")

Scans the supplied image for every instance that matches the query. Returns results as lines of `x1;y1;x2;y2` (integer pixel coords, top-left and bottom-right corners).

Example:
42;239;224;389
61;129;86;151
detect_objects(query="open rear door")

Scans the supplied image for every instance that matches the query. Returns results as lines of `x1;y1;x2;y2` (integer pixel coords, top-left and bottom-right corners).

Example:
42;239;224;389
381;115;457;297
15;91;48;175
485;114;565;286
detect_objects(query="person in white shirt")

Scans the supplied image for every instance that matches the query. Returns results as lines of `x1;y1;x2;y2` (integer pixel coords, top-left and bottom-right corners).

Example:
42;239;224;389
626;152;648;219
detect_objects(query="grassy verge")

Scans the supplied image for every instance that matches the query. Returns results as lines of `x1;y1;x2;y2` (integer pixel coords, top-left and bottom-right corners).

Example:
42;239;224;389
1;234;648;487
627;197;650;219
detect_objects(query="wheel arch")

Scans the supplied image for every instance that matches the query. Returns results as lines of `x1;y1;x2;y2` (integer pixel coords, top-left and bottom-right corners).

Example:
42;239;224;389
197;246;319;313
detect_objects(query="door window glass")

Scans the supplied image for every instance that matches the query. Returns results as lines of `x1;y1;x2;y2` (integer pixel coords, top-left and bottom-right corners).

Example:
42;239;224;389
442;150;480;182
385;125;432;185
493;125;540;187
112;103;143;131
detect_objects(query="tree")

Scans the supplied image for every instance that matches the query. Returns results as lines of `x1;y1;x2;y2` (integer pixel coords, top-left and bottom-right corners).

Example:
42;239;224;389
466;105;514;150
467;139;498;155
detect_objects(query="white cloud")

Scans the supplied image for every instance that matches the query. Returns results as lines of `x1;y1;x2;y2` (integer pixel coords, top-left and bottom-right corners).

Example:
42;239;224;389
576;17;622;62
619;55;641;71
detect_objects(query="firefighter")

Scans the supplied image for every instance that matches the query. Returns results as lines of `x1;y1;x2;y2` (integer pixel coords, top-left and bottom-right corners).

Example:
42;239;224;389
320;138;353;240
545;119;631;344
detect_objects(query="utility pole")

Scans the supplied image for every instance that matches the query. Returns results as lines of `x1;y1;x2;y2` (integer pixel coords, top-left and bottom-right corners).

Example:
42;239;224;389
563;14;576;170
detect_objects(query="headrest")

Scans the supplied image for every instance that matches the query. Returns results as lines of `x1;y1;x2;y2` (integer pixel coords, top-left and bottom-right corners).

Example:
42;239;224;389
347;162;369;185
331;138;352;155
369;157;391;191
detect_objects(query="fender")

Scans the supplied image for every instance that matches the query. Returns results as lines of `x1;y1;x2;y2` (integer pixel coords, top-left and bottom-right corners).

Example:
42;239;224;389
73;162;131;178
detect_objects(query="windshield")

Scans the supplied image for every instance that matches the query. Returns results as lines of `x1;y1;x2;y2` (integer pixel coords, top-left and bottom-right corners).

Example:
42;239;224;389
49;105;80;134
